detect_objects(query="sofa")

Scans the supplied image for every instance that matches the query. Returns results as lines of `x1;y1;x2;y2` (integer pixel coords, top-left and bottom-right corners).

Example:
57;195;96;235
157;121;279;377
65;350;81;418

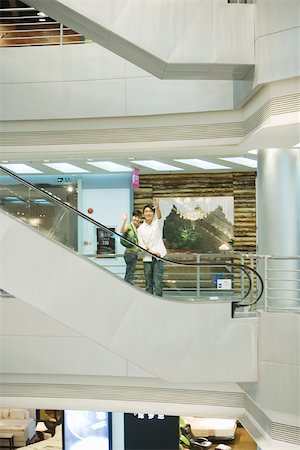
0;408;36;447
182;417;237;441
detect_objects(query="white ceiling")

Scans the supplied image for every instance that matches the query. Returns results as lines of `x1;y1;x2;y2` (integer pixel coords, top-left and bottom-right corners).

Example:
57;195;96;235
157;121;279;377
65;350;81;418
1;121;298;175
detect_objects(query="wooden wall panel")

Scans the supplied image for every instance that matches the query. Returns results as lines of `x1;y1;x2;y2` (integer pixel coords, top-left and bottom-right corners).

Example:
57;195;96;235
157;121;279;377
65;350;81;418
134;172;256;252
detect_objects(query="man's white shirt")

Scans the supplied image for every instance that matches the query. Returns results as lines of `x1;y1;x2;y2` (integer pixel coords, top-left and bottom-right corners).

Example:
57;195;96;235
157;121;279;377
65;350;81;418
138;216;167;262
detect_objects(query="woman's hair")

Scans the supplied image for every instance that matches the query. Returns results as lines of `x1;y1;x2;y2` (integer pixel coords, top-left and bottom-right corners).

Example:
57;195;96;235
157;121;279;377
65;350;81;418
143;204;155;213
132;209;142;218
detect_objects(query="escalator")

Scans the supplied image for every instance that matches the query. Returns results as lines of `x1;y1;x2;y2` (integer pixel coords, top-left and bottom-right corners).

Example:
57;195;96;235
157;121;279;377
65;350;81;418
0;166;263;383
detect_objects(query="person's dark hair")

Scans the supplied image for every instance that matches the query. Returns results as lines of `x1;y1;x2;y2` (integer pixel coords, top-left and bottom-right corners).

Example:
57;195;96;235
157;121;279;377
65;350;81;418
132;209;142;218
143;204;155;213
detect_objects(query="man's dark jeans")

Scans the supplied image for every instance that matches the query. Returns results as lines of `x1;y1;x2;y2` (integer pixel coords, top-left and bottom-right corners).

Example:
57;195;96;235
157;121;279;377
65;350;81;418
124;251;138;285
143;258;163;297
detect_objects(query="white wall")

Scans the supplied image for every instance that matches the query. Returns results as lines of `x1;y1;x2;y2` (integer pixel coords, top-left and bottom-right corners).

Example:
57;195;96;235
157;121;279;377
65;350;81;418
79;186;130;277
0;44;233;121
79;187;130;257
0;297;152;378
254;0;300;85
28;0;254;64
256;312;300;418
0;1;298;122
239;311;300;435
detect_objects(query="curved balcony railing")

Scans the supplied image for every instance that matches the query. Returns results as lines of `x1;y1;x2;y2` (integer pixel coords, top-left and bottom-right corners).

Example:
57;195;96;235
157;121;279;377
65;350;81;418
0;166;263;313
259;255;300;313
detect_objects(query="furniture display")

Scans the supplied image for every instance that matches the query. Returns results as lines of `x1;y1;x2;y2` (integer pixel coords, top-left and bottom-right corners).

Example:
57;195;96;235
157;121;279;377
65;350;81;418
182;418;237;441
0;409;36;448
17;425;62;450
36;410;62;437
0;432;14;450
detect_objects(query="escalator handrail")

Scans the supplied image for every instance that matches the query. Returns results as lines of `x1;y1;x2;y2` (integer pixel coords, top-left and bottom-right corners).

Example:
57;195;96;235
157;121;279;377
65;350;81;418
0;165;263;305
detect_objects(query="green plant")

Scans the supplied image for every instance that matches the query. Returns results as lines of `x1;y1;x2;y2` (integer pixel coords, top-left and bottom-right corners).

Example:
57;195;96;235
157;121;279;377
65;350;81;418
179;227;198;243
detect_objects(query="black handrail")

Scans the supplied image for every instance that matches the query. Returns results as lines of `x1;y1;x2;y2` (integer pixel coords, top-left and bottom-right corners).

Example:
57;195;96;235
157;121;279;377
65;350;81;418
0;165;263;308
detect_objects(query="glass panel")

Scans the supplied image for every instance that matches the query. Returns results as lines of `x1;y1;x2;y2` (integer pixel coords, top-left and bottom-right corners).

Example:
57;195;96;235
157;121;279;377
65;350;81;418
0;167;261;306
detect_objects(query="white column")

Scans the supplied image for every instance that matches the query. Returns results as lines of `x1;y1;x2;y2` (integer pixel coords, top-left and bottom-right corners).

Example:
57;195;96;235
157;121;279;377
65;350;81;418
257;148;300;310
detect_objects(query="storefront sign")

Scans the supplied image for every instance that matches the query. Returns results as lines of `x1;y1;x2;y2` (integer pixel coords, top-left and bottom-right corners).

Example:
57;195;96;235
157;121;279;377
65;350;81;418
132;168;140;190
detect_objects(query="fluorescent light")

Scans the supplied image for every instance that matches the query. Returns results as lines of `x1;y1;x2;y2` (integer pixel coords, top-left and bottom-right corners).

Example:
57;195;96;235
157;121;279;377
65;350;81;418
174;159;229;170
134;160;183;171
43;163;89;173
29;218;41;227
293;143;300;148
1;163;43;174
87;161;131;172
220;157;257;168
33;199;50;204
248;149;258;155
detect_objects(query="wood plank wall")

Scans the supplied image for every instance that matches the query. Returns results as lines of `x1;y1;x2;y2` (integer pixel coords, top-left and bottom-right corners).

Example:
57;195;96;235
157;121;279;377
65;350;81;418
134;172;256;252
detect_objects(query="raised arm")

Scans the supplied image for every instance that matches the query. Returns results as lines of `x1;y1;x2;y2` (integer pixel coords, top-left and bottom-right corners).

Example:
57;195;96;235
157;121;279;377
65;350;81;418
153;197;162;219
120;212;129;233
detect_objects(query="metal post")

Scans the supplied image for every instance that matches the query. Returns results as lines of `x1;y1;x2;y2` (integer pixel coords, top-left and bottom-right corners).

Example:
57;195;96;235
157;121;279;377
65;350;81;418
250;254;254;307
241;254;245;301
196;254;200;297
264;256;268;311
60;23;63;45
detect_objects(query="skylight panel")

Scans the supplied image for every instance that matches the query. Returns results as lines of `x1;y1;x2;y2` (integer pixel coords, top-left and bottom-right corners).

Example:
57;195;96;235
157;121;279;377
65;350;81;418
1;163;43;174
43;163;89;173
220;157;257;168
87;161;132;172
133;160;183;171
174;159;229;170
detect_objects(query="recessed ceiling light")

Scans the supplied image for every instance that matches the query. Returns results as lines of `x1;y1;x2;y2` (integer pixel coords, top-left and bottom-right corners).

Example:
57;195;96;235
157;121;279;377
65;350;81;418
174;159;229;170
248;149;258;155
38;18;46;21
1;163;43;174
293;143;300;148
43;163;89;173
220;157;257;168
134;160;183;171
87;161;132;172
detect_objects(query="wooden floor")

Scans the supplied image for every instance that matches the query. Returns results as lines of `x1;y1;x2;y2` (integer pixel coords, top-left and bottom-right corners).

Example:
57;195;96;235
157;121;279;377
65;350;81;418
209;426;257;450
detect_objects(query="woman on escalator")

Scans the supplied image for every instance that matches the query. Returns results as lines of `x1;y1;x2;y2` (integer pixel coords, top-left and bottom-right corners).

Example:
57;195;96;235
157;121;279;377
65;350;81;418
120;209;142;285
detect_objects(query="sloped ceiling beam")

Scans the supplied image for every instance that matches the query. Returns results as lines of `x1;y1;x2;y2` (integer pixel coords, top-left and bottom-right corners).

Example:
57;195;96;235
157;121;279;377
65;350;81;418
25;0;255;80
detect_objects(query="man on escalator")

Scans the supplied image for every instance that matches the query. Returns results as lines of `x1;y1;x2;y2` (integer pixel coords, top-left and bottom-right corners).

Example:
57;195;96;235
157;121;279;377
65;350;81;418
138;198;167;297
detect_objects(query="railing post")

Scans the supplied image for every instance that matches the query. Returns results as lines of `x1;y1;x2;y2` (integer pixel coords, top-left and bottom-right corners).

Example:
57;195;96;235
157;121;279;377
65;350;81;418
264;256;268;311
241;253;245;301
249;254;254;307
196;254;200;297
60;23;63;45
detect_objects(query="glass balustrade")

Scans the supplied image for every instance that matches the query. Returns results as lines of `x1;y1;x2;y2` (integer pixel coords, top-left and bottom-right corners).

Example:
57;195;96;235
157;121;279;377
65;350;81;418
0;166;263;308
